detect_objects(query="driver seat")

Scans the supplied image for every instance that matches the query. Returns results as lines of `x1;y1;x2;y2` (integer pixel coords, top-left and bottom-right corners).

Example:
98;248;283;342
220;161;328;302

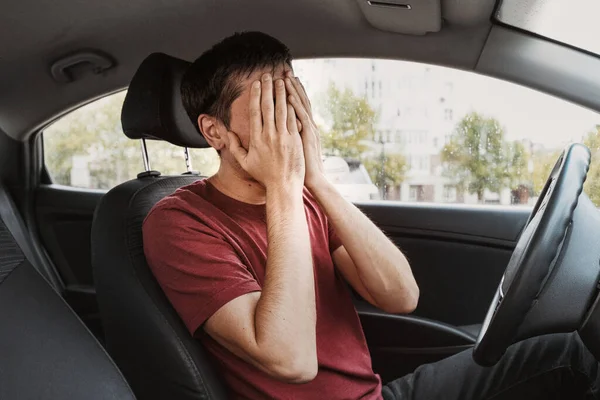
91;53;228;399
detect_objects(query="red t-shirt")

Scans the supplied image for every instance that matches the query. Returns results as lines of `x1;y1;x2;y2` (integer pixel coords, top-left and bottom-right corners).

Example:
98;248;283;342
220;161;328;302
143;179;382;399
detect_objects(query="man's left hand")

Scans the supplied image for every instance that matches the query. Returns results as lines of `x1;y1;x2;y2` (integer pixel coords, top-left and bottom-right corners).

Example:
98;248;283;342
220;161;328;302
285;73;326;190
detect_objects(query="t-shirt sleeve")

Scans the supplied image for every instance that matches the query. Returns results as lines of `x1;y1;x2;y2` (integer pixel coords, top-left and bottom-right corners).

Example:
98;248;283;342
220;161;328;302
142;205;261;336
328;219;343;254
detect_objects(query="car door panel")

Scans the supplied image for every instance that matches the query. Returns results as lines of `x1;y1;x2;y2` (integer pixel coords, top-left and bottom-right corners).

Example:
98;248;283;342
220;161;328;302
358;302;476;382
35;184;104;287
35;184;105;338
354;203;530;382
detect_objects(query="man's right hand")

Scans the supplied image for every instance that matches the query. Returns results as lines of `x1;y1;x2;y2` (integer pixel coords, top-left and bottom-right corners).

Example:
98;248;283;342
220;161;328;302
227;73;305;191
205;74;318;384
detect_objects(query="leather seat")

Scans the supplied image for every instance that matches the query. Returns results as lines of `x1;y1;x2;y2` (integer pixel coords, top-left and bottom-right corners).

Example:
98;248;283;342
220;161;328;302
0;184;135;399
91;53;228;400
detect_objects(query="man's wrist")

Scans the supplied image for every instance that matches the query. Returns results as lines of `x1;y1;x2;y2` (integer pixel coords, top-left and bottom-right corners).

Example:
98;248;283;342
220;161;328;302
266;181;304;205
306;176;335;200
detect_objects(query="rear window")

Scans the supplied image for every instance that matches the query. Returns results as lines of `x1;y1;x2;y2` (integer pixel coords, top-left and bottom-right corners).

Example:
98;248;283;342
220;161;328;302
43;91;220;190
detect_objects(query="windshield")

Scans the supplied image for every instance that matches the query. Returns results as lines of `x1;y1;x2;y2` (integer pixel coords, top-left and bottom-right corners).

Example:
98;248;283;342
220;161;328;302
497;0;600;56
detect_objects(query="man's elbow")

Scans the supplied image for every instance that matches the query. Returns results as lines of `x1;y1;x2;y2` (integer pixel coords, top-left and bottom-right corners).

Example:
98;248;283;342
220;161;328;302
380;284;420;314
402;287;420;313
267;352;318;384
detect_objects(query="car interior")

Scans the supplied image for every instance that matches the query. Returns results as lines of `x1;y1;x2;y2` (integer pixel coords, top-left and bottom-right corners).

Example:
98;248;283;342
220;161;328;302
2;0;600;398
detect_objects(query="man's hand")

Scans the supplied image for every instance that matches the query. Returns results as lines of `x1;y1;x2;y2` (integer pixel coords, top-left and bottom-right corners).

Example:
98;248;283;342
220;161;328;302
205;77;318;384
228;73;305;191
284;77;418;314
285;73;325;191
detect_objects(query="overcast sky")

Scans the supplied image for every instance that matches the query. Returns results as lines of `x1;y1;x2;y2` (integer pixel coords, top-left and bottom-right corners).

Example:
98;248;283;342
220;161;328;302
295;58;600;150
447;67;600;148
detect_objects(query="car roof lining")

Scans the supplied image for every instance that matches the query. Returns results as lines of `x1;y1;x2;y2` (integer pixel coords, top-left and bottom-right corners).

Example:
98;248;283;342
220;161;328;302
1;0;599;141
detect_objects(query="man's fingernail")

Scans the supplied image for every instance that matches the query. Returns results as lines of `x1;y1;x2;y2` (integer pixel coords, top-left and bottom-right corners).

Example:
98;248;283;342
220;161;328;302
276;79;284;87
262;73;271;81
253;81;260;88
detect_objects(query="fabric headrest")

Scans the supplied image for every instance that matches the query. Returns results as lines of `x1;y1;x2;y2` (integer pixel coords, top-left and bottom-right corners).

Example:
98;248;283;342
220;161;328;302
121;53;209;148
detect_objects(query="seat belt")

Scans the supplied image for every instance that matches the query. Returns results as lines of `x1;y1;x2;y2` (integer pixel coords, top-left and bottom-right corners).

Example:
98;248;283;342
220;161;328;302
0;184;62;291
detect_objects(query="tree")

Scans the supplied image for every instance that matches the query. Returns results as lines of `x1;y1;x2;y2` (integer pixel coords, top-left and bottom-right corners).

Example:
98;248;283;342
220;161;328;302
530;150;561;196
504;140;528;190
441;112;528;202
319;82;377;158
318;82;407;198
583;125;600;206
44;91;220;190
363;153;408;198
44;92;140;188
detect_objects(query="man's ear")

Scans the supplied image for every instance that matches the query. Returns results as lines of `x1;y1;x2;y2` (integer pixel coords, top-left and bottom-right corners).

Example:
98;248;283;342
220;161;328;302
198;114;225;151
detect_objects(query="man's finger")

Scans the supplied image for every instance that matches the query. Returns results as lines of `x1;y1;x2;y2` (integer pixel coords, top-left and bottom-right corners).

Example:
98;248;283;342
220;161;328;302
287;104;299;135
227;131;248;167
249;80;262;137
274;79;287;133
294;77;311;112
284;77;302;110
260;73;275;132
288;93;310;123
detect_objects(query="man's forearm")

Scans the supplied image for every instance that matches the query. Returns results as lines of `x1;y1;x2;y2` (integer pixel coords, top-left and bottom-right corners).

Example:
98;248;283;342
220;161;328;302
310;179;418;312
254;186;317;375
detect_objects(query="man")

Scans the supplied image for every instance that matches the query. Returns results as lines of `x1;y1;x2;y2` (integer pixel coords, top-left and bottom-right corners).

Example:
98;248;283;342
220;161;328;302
143;32;600;399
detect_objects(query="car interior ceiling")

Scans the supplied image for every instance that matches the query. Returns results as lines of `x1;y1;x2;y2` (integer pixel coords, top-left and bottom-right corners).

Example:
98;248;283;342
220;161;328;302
2;0;600;397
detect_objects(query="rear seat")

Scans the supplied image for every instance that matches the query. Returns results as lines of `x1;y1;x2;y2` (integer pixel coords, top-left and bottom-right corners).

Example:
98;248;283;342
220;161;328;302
0;184;135;399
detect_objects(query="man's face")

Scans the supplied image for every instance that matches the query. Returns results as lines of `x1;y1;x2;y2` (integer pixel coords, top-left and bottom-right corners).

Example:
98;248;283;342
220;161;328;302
226;63;293;151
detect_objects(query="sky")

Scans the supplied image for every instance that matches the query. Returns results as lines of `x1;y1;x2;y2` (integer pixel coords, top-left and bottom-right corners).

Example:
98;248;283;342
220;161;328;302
444;66;600;148
294;58;600;150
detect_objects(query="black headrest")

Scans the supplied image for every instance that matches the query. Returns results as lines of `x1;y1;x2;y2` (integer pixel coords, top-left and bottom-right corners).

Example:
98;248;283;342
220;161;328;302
121;53;209;148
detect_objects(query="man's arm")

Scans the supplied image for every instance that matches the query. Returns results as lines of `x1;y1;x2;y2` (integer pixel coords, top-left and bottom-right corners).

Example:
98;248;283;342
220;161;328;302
204;74;317;383
204;187;315;382
312;180;418;314
285;73;419;314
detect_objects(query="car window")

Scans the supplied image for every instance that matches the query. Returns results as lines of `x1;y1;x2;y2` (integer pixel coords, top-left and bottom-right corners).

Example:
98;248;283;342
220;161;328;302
44;60;600;205
43;91;220;190
292;58;600;206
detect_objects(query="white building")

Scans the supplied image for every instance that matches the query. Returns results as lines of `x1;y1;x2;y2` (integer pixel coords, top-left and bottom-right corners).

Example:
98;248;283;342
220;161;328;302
294;58;462;203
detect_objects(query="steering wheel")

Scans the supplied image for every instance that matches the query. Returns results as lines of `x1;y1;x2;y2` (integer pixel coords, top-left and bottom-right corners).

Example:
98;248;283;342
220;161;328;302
473;143;600;366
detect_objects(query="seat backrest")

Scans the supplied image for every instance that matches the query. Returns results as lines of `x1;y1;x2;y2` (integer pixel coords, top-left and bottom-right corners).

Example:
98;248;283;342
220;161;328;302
91;53;229;400
0;184;135;400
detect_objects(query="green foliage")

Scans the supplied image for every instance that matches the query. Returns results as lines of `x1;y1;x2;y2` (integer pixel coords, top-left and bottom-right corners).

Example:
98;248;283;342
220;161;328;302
44;91;220;190
530;150;560;196
363;153;408;198
319;82;407;194
319;83;376;159
504;140;528;189
583;125;600;206
441;112;528;201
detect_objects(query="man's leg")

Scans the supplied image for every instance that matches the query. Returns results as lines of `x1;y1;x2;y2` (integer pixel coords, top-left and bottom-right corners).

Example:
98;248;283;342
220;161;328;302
382;332;600;400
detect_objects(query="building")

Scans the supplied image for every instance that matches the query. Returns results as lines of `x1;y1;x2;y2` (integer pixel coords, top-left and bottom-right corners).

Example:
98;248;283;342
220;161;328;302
294;58;461;203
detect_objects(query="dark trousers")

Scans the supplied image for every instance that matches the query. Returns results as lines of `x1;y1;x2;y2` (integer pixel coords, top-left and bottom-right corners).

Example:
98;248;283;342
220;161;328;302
383;332;600;400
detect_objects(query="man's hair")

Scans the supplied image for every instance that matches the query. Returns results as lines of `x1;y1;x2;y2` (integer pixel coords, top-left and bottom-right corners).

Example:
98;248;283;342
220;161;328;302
181;31;292;135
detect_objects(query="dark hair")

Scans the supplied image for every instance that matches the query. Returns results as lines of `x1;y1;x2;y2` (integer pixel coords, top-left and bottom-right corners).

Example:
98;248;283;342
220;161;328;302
181;31;292;135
